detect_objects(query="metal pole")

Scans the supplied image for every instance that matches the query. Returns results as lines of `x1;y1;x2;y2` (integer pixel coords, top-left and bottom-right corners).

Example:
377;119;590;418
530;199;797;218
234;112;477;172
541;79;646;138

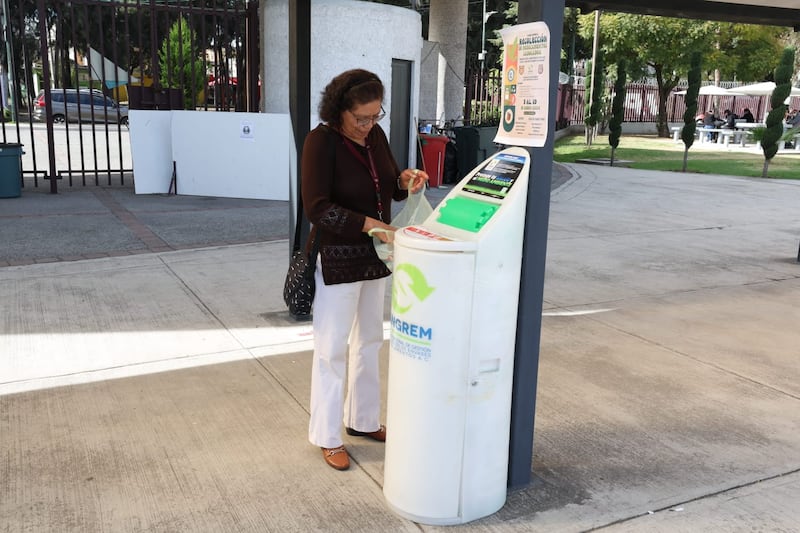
480;0;487;75
480;3;498;76
508;0;565;489
588;10;600;132
288;0;311;250
1;0;17;122
36;0;57;193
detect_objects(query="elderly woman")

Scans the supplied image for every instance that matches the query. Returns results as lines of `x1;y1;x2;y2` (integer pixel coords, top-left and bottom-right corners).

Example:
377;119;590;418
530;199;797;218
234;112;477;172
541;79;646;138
301;69;428;470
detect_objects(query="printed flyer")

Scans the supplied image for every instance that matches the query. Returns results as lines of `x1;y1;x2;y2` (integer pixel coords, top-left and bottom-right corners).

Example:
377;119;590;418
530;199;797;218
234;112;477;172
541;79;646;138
494;21;551;147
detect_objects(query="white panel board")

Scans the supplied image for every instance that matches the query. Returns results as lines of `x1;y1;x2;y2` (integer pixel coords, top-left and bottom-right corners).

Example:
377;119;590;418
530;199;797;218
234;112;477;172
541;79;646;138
171;111;292;201
129;110;174;194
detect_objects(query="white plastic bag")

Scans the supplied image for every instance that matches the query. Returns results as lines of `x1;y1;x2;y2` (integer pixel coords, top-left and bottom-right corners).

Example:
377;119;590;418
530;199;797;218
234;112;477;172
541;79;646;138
371;181;433;265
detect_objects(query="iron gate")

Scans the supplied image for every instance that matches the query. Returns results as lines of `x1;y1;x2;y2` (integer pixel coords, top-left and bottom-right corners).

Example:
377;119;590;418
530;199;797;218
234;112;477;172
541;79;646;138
0;0;259;193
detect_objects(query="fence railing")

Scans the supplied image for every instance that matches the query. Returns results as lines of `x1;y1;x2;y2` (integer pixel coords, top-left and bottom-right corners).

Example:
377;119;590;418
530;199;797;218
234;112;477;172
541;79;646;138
464;69;799;129
0;0;258;192
564;83;795;126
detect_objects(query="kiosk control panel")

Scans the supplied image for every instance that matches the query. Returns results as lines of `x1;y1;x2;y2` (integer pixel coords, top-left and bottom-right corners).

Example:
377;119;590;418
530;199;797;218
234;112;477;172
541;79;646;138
404;149;528;243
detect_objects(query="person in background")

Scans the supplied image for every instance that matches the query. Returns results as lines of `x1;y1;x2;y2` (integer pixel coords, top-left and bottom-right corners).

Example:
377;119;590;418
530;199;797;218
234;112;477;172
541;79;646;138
740;108;755;123
722;109;738;129
784;109;800;148
702;110;718;141
301;69;429;471
786;108;800;128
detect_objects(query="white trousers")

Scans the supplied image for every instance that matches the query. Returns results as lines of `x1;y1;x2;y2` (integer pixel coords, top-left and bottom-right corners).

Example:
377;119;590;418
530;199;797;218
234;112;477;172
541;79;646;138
308;263;386;449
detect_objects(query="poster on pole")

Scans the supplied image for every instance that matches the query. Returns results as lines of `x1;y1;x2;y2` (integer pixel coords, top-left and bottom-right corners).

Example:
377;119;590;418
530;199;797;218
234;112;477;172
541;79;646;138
494;21;551;147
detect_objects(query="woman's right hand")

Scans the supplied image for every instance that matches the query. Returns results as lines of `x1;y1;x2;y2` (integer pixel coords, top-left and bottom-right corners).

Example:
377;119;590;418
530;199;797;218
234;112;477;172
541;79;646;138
364;217;396;243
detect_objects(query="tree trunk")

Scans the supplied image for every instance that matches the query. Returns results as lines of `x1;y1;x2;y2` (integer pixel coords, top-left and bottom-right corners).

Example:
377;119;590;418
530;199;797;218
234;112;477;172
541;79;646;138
656;86;671;137
654;65;675;138
682;148;689;172
610;146;616;166
762;158;770;178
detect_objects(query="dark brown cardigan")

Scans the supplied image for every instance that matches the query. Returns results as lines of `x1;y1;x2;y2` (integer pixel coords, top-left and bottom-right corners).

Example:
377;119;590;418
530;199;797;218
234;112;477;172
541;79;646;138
301;124;408;285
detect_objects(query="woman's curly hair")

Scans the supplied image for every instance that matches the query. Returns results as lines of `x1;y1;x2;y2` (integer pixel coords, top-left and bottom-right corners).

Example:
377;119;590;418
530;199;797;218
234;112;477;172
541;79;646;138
319;69;384;130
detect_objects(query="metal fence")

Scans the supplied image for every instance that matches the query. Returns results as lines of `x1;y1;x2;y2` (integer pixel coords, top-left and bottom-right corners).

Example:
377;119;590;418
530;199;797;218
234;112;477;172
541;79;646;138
563;83;785;126
463;68;797;130
0;0;259;192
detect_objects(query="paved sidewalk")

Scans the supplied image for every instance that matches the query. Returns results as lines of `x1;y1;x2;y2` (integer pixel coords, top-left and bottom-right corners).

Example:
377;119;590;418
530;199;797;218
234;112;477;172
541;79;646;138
0;164;573;267
2;164;800;531
0;187;289;266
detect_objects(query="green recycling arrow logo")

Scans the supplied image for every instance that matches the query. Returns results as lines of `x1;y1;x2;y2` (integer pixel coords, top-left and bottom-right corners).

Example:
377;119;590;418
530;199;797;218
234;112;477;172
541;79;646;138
392;263;435;315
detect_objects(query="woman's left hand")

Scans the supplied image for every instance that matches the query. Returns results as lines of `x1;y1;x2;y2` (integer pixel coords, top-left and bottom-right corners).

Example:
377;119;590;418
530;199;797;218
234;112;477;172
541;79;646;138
399;168;429;194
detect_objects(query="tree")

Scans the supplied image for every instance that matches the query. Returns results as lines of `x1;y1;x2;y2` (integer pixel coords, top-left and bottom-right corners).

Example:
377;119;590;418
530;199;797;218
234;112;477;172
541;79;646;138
761;47;796;178
3;0;43;109
158;17;205;110
584;53;604;145
782;31;800;80
608;60;626;165
579;14;713;138
707;23;787;82
681;51;702;172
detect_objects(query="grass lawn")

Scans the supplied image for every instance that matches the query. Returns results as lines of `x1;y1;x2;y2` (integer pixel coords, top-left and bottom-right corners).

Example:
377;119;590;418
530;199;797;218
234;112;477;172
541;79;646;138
554;134;800;180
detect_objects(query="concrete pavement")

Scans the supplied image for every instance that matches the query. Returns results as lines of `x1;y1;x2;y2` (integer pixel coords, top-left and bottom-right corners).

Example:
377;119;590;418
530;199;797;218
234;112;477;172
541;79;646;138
0;188;290;266
2;164;800;531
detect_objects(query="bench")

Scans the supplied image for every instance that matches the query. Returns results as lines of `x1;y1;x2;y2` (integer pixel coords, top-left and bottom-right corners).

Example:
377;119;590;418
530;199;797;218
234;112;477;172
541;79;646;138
670;126;716;144
736;130;753;147
671;126;753;148
699;128;726;143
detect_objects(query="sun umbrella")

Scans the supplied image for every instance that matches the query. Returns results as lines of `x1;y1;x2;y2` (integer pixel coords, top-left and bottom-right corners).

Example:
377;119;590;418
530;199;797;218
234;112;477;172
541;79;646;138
731;81;800;97
675;85;743;96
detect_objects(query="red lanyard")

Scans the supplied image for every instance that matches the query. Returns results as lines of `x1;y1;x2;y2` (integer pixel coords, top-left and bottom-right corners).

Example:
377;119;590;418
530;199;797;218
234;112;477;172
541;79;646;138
341;137;384;222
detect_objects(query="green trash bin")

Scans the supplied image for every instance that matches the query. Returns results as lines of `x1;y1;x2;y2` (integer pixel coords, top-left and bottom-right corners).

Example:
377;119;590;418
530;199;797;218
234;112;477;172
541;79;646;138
0;143;23;198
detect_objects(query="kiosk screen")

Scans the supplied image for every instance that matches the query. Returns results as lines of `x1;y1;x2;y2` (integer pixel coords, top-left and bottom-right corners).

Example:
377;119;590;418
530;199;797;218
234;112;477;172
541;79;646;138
462;153;525;199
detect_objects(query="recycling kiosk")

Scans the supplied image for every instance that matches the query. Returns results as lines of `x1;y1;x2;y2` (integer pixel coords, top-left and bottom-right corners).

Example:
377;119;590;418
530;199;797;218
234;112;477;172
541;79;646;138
384;146;530;525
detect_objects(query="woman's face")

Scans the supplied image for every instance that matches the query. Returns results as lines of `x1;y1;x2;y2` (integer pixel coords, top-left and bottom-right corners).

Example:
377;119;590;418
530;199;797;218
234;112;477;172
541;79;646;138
340;99;384;143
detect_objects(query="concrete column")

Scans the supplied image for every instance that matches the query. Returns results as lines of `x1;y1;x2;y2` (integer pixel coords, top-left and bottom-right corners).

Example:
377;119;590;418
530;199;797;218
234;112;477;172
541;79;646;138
428;0;468;124
418;41;440;123
261;0;290;114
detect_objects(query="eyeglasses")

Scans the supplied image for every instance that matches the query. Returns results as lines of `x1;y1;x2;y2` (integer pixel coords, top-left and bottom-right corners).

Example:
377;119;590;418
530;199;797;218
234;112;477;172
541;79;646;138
349;106;386;127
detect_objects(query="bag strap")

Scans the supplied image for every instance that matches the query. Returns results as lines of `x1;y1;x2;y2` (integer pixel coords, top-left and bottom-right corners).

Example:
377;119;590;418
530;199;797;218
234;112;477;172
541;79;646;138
341;137;384;222
293;126;337;255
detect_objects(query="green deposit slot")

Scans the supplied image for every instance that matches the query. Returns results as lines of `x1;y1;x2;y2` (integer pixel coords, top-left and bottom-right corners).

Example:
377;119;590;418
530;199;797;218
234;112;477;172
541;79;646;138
436;196;499;233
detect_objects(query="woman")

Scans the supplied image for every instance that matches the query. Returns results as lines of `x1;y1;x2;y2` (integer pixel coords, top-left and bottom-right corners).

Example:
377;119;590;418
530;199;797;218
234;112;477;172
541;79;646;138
301;69;429;470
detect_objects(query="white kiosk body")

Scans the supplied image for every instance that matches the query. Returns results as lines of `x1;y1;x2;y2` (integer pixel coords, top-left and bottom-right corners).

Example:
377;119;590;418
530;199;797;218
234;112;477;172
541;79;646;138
383;146;531;525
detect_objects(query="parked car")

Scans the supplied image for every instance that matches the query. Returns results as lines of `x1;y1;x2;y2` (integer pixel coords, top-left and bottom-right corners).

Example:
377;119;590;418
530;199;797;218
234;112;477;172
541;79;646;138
34;88;129;127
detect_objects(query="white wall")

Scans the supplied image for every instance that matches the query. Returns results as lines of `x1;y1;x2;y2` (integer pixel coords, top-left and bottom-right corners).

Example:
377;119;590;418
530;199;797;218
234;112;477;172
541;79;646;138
262;0;423;166
129;110;294;201
129;110;174;194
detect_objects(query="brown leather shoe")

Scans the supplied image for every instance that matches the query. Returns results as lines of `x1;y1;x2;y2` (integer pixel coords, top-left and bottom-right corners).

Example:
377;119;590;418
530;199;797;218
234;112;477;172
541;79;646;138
321;446;350;470
345;424;386;442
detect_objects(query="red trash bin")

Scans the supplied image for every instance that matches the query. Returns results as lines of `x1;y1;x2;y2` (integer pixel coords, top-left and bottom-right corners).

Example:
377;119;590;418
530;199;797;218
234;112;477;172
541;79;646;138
419;134;449;188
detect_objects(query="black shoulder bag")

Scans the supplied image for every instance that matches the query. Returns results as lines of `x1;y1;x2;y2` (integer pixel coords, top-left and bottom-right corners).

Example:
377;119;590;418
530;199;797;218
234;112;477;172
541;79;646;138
283;219;319;321
282;127;335;320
